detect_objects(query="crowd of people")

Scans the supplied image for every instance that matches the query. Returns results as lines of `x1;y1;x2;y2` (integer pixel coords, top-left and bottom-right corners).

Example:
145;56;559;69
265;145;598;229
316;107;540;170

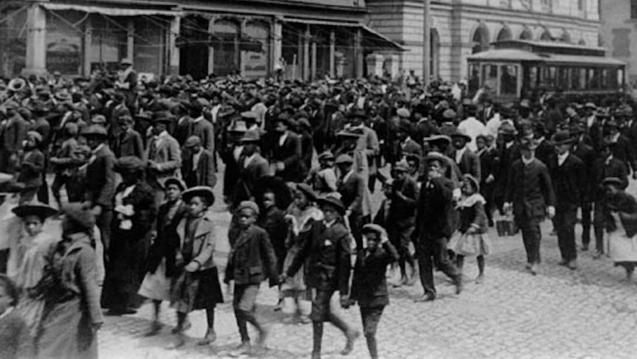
1;58;637;359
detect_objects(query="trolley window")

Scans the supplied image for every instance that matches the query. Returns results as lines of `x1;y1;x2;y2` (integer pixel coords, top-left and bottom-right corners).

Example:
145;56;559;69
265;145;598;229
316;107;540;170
468;63;481;93
500;65;518;95
482;64;498;91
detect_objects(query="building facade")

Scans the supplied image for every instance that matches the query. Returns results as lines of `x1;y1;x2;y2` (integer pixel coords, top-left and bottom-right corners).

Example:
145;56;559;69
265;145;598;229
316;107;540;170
0;0;402;79
368;0;602;81
599;0;637;83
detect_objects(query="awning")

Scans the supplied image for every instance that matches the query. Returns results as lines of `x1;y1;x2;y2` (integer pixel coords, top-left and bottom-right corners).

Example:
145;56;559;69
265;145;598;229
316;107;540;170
282;17;405;52
40;3;181;17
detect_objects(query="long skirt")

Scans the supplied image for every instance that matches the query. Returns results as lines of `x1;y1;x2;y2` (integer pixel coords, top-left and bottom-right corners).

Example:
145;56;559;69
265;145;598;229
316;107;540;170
37;297;97;359
608;230;637;264
282;243;306;292
171;267;223;313
138;259;171;302
14;295;45;338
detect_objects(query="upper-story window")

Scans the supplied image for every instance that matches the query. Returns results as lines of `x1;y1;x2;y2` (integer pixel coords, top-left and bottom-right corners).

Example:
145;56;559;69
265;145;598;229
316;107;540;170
578;0;585;10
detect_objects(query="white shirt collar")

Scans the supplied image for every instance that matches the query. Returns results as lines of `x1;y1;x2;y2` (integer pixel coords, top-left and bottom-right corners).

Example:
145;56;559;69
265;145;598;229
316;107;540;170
279;131;289;146
557;151;569;166
92;143;104;154
521;156;534;166
193;116;203;123
455;146;466;163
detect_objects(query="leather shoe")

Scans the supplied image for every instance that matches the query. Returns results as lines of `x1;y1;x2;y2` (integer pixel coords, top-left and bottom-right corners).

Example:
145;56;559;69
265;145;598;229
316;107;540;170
414;294;436;302
197;329;217;346
557;259;568;266
567;260;577;270
528;263;538;275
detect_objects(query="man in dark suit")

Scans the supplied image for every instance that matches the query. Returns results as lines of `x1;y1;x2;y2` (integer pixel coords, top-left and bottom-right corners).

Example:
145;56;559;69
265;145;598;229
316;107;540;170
336;153;368;249
550;131;585;270
233;131;269;206
571;123;596;250
0;101;29;174
113;115;144;159
272;115;304;182
189;101;215;152
182;135;216;189
494;122;520;212
451;128;480;180
396;120;423;161
504;130;555;275
591;141;629;257
533;122;555;170
82;124;116;253
413;152;462;302
476;134;497;226
605;119;637;179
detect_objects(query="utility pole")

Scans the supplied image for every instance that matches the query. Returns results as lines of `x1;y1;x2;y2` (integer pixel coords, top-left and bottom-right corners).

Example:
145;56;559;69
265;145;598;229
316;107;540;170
422;0;430;86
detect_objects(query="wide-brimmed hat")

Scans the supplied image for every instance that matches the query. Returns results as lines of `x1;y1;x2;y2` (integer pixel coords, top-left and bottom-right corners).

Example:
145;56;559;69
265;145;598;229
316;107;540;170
240;130;261;143
424;151;449;167
348;108;367;119
336;130;362;140
114;156;146;173
8;78;26;92
228;120;248;133
584;102;597;110
317;196;345;215
335;154;354;165
552;130;577;146
361;223;388;239
602;177;624;188
12;202;57;219
81;124;108;138
62;202;96;231
182;186;215;206
424;134;451;146
450;128;471;143
295;183;317;202
164;177;186;191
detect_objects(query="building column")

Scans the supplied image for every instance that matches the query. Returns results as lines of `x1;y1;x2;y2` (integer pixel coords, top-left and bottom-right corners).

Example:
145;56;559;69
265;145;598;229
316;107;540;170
23;3;47;77
83;18;92;76
329;29;335;78
208;16;217;76
168;15;180;75
272;17;282;75
127;20;134;62
311;39;317;80
303;25;310;80
354;27;363;78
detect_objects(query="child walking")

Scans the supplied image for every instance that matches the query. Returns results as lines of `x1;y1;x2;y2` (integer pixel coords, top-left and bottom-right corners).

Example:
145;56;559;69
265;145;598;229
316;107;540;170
448;174;491;283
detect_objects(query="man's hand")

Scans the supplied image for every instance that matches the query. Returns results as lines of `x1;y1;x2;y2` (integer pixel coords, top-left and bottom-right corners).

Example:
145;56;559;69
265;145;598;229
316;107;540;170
92;205;102;217
278;274;288;284
275;162;285;171
339;295;351;309
547;206;556;219
184;261;199;272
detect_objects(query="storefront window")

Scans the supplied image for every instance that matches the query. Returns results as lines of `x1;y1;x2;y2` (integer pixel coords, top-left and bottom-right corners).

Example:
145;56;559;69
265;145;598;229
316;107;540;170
46;11;83;75
0;6;27;77
213;19;240;76
500;65;518;95
242;21;270;78
134;17;165;76
90;16;128;73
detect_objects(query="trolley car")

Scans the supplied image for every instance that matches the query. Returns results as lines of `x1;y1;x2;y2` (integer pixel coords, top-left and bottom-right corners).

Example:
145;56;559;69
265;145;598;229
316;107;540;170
467;40;626;102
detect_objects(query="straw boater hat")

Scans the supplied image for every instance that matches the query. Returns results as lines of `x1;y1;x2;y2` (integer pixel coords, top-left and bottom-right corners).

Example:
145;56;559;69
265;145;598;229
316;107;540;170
182;186;215;206
12;202;57;219
361;223;388;240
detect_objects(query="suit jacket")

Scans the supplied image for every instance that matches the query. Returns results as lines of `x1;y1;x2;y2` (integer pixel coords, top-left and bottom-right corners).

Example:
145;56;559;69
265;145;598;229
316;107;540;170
190;118;215;152
505;158;556;220
611;134;636;173
287;220;351;293
175;116;192;145
414;176;455;240
176;213;217;271
354;125;380;174
350;242;399;307
572;141;596;195
550;154;586;207
454;148;481;180
338;171;365;215
234;153;269;204
182;149;216;189
114;129;144;159
478;148;497;185
535;139;555;171
16;149;44;189
494;142;521;199
1;114;28;153
85;145;116;209
225;224;278;285
273;132;304;182
592;156;628;202
147;133;182;188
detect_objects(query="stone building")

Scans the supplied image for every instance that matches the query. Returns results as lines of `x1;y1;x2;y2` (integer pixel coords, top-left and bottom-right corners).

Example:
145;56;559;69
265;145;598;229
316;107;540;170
599;1;637;83
368;0;602;81
0;0;402;79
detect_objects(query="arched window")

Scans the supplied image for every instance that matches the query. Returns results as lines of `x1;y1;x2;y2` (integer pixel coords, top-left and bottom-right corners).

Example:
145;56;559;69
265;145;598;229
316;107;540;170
472;25;489;54
243;21;270;78
213;19;240;76
497;27;512;41
540;29;552;41
519;28;533;40
430;28;440;80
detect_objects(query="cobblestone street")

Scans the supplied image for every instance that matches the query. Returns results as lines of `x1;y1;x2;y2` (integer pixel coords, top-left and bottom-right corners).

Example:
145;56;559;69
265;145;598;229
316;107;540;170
97;181;637;359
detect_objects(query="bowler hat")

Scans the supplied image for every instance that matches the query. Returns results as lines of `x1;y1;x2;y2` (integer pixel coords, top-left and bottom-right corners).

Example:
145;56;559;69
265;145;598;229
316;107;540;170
316;196;345;215
12;202;57;219
450;128;471;143
602;177;624;188
424;151;449;167
240;130;261;143
296;183;317;202
552;130;576;146
424;134;451;146
182;186;215;206
91;115;107;125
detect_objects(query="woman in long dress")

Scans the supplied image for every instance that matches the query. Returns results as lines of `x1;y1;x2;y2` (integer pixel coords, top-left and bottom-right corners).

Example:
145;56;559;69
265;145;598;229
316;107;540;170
281;183;323;324
603;177;637;280
101;156;156;315
8;202;58;338
138;178;187;336
37;202;103;359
